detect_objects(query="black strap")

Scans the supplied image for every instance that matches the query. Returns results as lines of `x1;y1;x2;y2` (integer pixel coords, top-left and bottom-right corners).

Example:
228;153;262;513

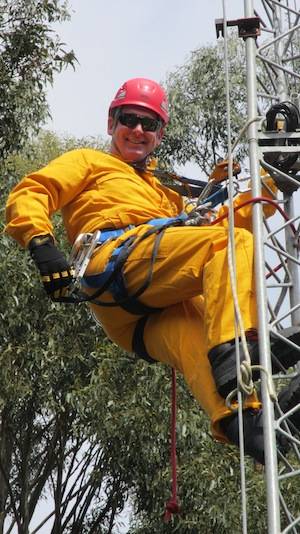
110;271;160;314
106;229;165;314
89;225;168;312
132;315;157;364
60;221;178;312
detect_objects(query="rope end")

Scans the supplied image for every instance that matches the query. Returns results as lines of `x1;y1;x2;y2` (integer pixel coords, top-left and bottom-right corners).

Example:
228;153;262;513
163;498;181;523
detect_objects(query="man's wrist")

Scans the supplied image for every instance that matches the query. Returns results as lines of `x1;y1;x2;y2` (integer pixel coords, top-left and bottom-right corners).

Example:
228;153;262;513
29;234;54;251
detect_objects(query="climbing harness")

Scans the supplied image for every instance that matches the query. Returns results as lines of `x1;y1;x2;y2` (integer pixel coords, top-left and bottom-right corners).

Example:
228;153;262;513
62;163;236;368
66;163;235;311
69;214;187;308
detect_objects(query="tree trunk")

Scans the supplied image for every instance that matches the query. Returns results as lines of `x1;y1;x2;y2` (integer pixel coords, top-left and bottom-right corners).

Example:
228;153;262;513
0;406;14;534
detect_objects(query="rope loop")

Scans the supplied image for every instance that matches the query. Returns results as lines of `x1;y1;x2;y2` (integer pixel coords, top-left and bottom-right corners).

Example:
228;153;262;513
225;363;278;411
239;360;255;396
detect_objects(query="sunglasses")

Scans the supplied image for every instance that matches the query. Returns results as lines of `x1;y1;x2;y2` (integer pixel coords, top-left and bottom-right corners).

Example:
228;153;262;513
118;112;162;132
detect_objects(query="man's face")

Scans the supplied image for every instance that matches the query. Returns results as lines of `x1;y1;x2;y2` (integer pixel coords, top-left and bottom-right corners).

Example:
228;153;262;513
108;105;164;163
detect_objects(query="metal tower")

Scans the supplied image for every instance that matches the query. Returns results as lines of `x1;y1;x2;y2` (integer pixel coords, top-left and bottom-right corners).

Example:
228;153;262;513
219;1;300;532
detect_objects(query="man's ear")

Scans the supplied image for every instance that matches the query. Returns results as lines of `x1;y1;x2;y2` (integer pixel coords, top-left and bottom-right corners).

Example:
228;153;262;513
107;116;114;135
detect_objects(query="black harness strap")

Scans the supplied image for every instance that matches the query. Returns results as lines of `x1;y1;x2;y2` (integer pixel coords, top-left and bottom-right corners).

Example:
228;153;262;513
108;228;165;314
132;315;157;364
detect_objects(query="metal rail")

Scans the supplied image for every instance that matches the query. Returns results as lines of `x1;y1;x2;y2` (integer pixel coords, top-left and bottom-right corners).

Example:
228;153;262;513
220;0;300;532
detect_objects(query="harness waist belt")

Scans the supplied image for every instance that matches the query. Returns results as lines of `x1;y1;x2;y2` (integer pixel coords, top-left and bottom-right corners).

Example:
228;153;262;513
84;214;188;289
98;214;188;244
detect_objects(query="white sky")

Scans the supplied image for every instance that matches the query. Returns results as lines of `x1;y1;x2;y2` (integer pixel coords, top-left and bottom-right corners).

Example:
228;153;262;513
46;0;244;141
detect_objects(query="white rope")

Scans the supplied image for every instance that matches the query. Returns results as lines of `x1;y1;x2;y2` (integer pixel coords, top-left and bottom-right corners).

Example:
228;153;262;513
221;2;254;398
221;4;249;534
221;7;276;405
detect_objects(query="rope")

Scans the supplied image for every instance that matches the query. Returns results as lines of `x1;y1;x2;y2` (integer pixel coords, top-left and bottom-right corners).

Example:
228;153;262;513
221;7;250;533
164;369;181;522
212;195;291;405
220;0;258;405
211;195;297;232
226;363;278;411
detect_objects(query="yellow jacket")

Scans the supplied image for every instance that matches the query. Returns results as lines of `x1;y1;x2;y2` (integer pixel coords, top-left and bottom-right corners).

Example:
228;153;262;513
5;149;184;248
5;148;276;247
5;148;276;441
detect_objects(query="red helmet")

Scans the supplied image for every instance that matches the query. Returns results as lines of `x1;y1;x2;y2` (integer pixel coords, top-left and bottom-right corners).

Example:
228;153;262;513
109;78;169;124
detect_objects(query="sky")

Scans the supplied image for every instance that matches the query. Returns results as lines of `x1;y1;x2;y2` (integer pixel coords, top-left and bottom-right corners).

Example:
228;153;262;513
46;0;244;141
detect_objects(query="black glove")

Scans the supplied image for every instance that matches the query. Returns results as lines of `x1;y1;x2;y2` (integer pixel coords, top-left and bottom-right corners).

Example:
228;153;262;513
29;234;75;301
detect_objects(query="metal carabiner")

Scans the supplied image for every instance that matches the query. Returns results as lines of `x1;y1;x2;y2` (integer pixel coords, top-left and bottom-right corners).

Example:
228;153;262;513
69;230;101;279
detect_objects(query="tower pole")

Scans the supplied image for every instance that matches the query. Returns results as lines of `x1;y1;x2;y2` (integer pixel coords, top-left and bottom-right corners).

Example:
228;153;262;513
244;0;281;531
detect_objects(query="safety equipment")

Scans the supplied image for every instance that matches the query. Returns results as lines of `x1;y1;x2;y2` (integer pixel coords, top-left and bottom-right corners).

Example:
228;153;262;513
109;78;169;124
29;235;75;301
118;112;162;132
262;101;300;191
208;326;300;398
82;214;188;313
183;204;215;226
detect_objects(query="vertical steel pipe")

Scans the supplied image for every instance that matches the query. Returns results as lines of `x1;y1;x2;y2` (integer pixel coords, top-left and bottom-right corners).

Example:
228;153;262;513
244;0;281;531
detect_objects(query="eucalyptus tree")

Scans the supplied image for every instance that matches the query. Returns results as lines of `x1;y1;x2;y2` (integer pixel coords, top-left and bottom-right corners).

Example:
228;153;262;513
0;0;76;159
158;38;248;176
0;132;131;534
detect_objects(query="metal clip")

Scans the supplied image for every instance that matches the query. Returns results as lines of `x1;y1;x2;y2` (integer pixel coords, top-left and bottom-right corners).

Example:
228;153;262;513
69;230;101;279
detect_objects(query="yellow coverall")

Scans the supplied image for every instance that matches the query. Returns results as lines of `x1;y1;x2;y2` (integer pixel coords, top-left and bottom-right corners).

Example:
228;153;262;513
6;148;275;441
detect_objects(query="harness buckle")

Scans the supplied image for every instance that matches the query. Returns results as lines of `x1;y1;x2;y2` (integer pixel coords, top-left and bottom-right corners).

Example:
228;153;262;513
69;230;101;279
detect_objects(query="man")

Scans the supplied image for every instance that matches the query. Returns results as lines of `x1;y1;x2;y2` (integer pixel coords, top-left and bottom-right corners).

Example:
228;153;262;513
5;77;300;464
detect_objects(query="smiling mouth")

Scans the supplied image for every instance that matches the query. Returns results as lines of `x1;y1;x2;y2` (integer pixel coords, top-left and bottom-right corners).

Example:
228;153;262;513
128;140;145;145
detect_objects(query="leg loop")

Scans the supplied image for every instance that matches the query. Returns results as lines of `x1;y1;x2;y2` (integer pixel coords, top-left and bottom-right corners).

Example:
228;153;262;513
132;315;157;364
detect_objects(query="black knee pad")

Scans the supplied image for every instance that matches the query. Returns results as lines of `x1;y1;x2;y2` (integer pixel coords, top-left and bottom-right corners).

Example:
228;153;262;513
208;341;259;398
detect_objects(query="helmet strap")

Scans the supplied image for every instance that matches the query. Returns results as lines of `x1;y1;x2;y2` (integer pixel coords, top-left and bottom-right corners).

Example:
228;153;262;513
130;156;155;171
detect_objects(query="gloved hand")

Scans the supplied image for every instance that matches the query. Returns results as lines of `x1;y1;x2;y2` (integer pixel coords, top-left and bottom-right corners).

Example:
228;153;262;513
29;234;75;301
184;204;213;226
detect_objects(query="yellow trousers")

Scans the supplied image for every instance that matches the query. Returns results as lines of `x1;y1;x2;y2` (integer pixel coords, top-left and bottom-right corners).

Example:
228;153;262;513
87;224;261;442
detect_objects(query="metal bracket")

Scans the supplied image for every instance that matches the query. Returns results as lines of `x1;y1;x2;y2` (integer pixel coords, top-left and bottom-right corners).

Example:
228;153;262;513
215;16;261;39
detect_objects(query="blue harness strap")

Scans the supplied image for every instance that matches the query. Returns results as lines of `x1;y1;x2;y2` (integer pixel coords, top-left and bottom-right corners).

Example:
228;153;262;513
90;213;187;247
83;214;187;363
83;213;187;315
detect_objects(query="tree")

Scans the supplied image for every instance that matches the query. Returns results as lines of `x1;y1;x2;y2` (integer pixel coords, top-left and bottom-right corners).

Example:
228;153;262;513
157;37;248;177
0;0;76;159
0;132;132;534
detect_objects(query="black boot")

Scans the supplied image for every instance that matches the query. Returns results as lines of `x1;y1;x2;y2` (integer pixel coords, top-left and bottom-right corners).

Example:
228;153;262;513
208;326;300;399
220;409;266;464
220;375;300;465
